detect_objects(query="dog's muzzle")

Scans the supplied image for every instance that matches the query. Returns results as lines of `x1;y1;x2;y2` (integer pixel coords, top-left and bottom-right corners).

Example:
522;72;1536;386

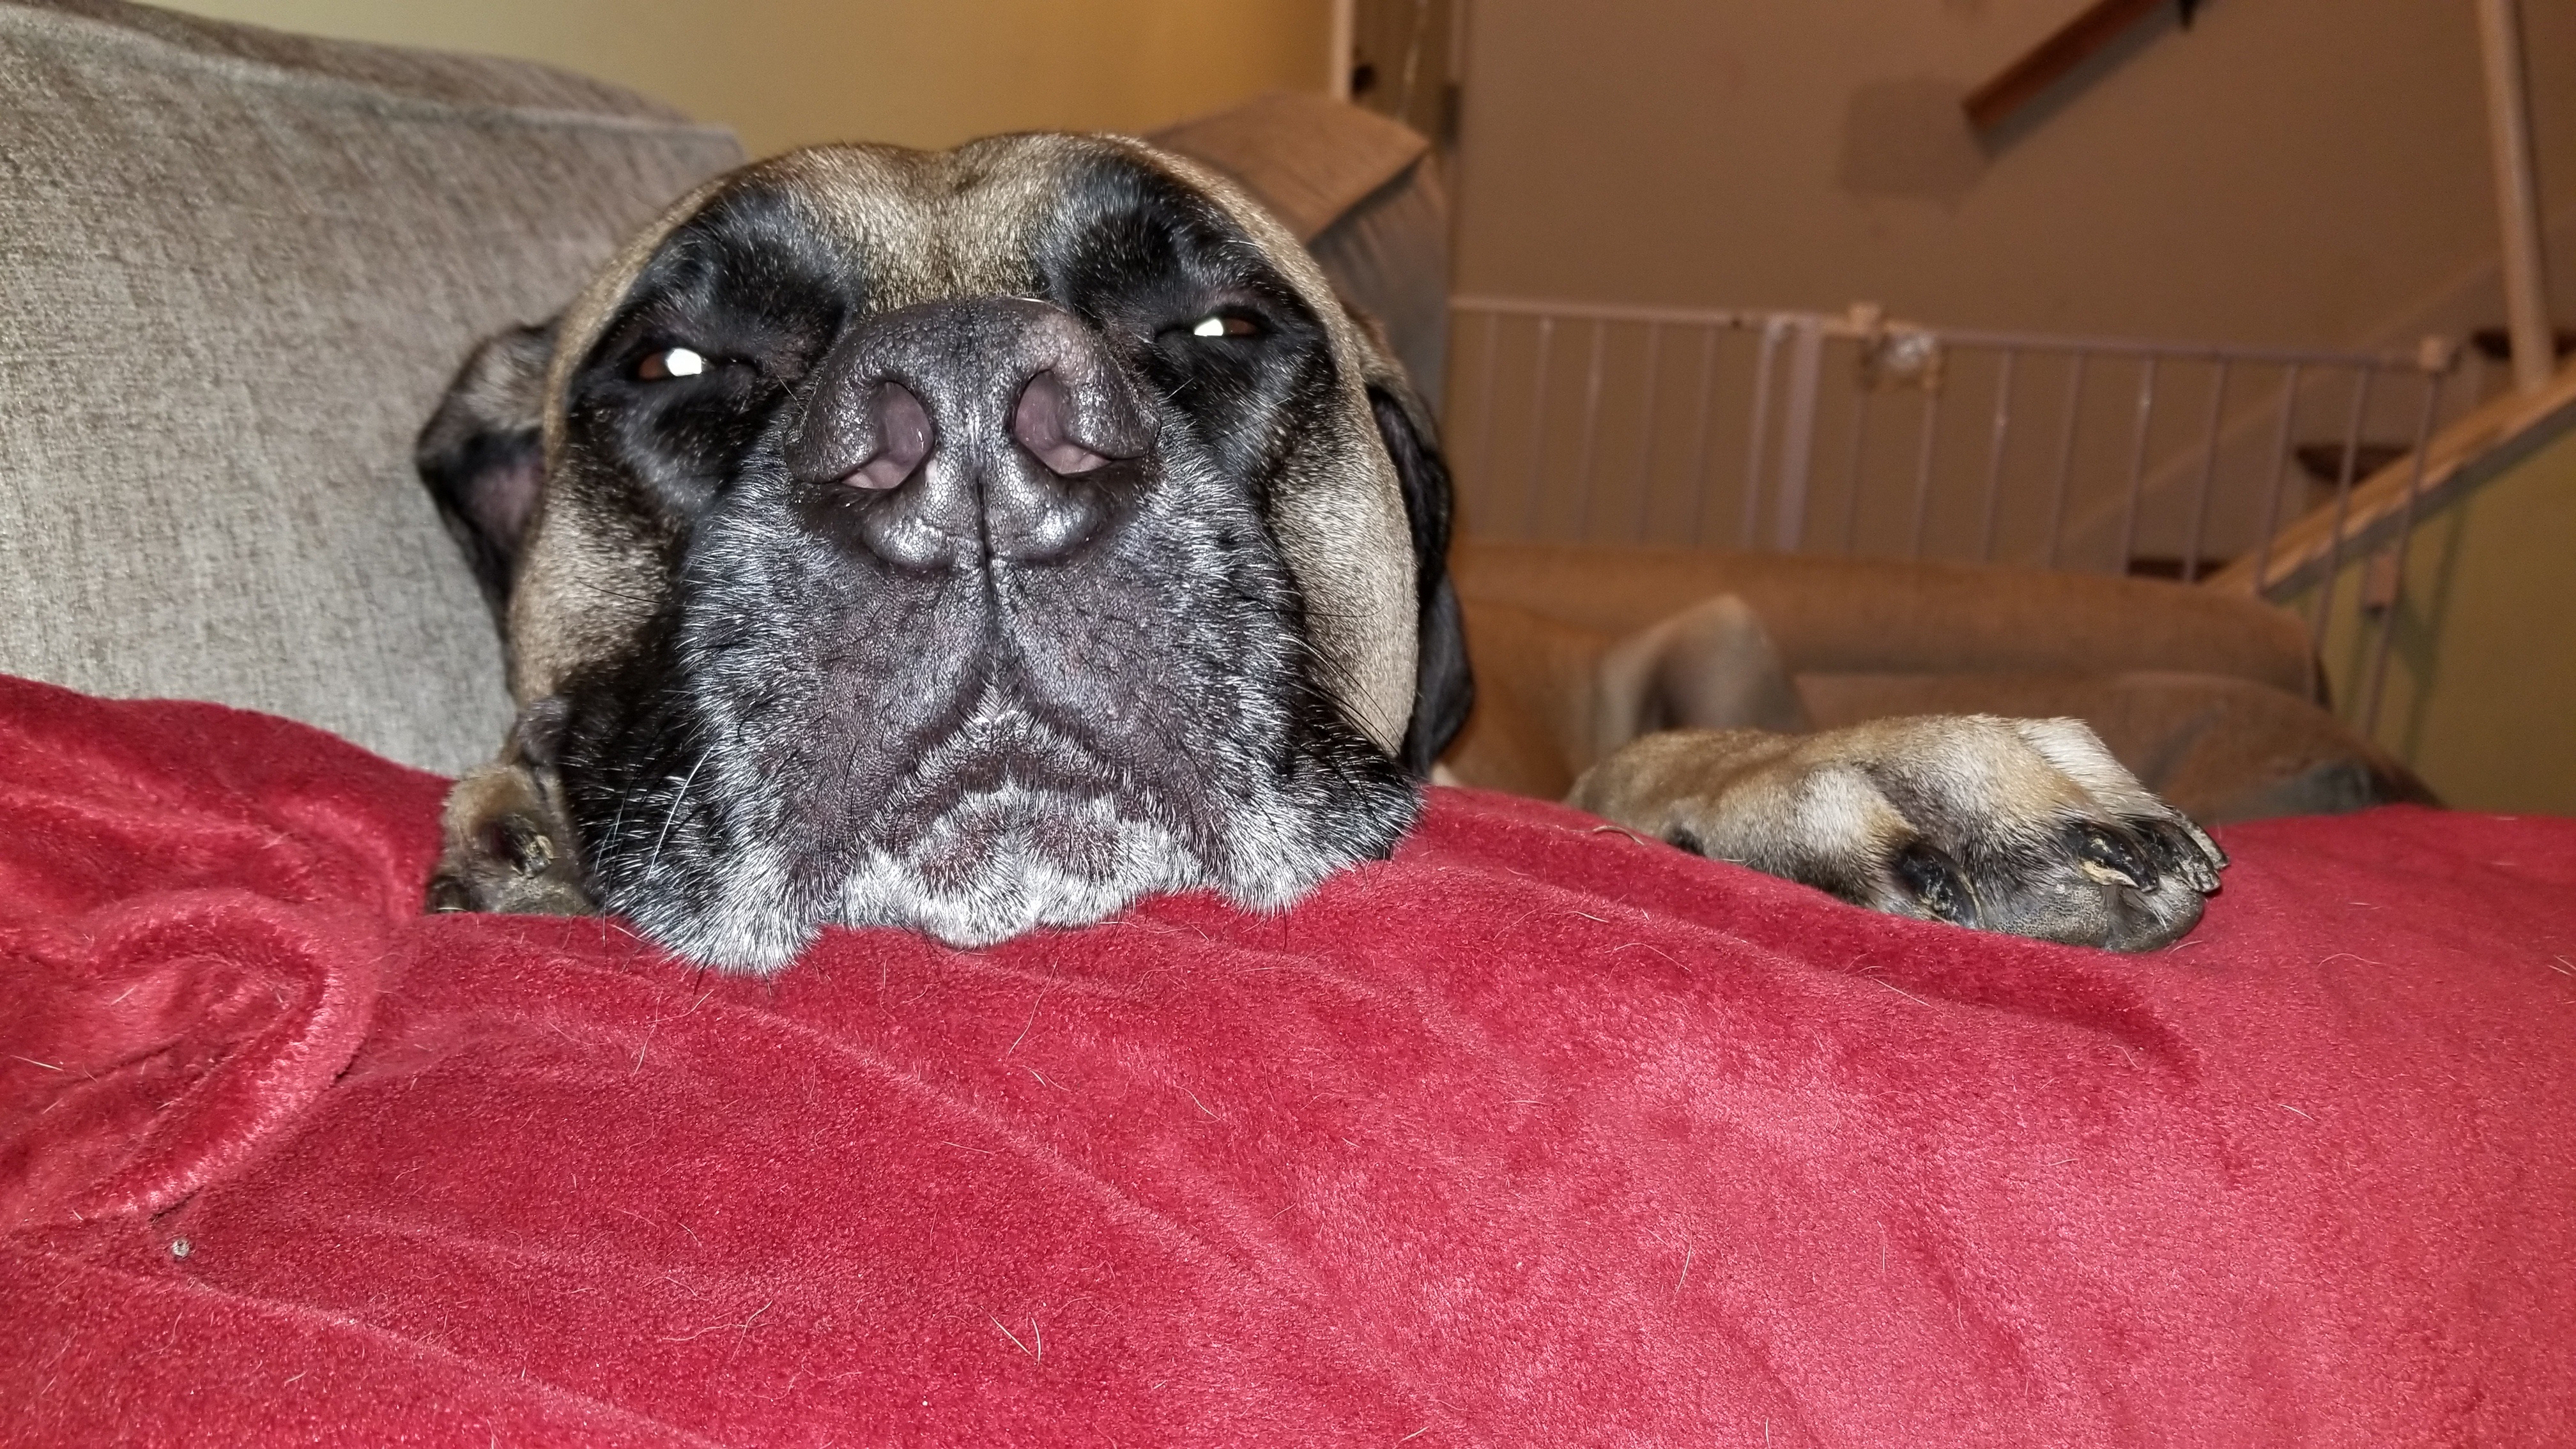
786;298;1154;571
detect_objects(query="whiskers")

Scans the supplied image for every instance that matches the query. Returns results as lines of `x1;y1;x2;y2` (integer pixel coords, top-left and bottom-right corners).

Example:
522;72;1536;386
647;753;709;882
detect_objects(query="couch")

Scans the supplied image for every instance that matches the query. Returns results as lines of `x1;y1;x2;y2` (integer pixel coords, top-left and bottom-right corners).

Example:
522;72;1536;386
4;3;2572;1443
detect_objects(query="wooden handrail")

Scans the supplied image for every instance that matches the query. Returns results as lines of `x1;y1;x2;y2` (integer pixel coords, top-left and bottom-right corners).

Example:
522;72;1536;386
2478;0;2558;394
1964;0;2199;136
2205;359;2576;599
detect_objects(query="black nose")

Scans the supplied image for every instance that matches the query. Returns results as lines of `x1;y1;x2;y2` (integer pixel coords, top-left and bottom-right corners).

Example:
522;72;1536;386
786;298;1153;569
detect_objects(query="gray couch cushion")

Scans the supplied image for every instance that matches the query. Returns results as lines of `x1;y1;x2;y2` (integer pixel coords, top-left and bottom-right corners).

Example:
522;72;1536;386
0;0;741;773
1152;92;1452;401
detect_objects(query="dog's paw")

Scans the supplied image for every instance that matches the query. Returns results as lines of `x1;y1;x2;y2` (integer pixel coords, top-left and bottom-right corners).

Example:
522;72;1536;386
426;763;595;916
1570;716;2226;951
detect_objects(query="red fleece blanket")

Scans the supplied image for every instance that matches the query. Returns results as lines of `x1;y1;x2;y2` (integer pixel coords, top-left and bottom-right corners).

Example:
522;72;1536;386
1;675;2571;1446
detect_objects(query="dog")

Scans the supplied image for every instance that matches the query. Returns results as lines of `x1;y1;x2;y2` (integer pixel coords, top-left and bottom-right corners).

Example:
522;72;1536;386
417;136;2223;974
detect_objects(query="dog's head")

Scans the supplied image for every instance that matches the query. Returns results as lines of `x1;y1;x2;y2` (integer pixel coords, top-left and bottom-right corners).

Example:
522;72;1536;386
418;137;1471;970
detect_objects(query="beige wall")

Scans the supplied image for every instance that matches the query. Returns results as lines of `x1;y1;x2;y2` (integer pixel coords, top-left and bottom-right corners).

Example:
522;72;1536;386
159;1;1333;157
2293;405;2576;815
169;1;2576;358
1453;0;2576;351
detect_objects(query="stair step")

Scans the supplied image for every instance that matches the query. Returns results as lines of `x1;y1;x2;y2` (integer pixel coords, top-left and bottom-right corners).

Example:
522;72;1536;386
2470;326;2576;363
2293;441;2411;485
2126;555;2235;583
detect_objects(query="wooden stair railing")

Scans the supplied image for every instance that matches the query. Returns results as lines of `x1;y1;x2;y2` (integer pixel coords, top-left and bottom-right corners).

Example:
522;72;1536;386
1965;0;2204;137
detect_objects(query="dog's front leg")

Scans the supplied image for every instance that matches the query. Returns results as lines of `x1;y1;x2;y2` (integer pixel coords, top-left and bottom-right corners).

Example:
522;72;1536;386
1570;716;2225;951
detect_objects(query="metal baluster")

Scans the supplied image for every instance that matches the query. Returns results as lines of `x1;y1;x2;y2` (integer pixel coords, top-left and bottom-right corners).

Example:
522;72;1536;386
2358;370;2448;737
1839;382;1872;555
2249;363;2303;594
2115;358;2159;575
1908;387;1942;560
1572;319;1609;540
1470;309;1501;524
2308;365;2379;699
1686;326;1722;546
1629;321;1665;542
1977;348;2018;562
1521;316;1555;539
2181;360;2231;582
1741;320;1785;549
2041;353;2087;569
1772;318;1827;552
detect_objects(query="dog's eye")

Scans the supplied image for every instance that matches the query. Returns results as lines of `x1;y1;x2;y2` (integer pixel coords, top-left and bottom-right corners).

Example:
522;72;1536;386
1184;314;1262;340
635;346;710;381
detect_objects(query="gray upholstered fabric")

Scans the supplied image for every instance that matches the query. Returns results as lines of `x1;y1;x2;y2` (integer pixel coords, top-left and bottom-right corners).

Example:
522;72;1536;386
1153;92;1452;404
0;0;741;772
1150;91;1426;243
1310;158;1452;404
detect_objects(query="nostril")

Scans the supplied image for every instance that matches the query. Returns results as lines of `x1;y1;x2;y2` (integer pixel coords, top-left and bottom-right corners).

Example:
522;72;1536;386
1011;371;1114;476
845;381;932;490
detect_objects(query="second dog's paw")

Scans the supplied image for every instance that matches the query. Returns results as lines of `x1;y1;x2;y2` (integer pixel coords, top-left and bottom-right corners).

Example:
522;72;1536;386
427;763;595;917
1572;716;2226;951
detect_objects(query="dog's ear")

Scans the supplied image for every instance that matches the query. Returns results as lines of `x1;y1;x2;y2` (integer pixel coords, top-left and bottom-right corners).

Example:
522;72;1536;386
417;320;558;624
1368;383;1475;777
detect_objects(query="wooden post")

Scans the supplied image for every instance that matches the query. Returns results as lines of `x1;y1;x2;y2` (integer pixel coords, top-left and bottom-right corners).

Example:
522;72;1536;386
1330;0;1356;102
2477;0;2556;394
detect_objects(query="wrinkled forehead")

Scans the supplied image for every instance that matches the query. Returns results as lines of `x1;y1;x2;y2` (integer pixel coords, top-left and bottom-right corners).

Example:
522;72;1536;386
541;134;1363;414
